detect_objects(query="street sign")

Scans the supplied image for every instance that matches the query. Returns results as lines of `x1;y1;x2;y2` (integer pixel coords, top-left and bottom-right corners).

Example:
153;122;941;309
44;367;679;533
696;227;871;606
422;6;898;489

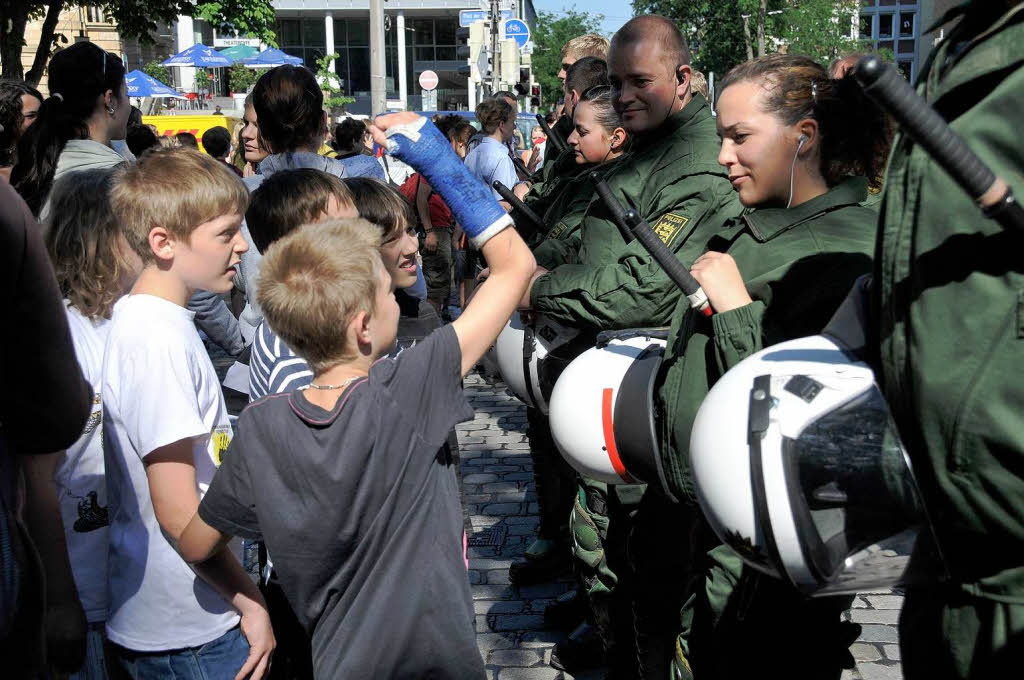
419;70;439;91
502;19;530;49
422;89;438;112
459;9;512;27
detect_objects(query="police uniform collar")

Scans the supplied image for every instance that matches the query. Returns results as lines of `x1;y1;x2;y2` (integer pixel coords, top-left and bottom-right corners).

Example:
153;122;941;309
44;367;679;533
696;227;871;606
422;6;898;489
635;93;710;147
740;176;869;242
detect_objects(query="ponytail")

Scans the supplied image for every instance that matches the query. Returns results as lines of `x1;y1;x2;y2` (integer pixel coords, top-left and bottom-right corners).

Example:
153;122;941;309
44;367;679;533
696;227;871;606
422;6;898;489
11;41;125;215
719;54;893;191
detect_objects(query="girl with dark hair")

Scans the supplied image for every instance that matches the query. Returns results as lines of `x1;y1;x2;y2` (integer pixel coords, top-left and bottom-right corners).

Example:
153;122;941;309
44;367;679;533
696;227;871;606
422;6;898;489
464;98;518;207
0;80;43;180
329;117;385;179
533;86;628;265
633;53;892;679
248;66;383;185
11;42;129;216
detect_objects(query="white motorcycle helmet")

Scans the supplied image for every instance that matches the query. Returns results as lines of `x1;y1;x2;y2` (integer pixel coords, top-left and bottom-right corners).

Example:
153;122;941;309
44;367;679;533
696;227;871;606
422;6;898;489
690;333;943;596
494;314;579;413
548;330;675;494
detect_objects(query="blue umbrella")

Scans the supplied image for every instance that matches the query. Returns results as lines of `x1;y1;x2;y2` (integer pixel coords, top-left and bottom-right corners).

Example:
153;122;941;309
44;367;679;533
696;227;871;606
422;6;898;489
125;70;187;99
162;43;234;68
241;47;304;69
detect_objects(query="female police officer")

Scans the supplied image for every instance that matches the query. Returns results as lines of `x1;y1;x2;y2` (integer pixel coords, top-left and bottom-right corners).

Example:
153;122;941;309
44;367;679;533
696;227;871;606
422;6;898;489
627;54;892;678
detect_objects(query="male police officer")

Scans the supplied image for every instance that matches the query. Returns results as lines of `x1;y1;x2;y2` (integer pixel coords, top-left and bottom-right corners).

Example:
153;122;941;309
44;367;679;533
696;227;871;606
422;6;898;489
871;2;1024;677
520;16;741;675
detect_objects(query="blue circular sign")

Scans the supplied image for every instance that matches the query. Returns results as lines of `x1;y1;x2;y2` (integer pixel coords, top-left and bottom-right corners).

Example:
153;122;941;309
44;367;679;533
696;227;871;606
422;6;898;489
503;19;530;48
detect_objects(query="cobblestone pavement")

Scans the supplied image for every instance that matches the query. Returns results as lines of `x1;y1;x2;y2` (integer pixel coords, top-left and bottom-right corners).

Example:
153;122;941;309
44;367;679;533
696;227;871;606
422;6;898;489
458;371;905;680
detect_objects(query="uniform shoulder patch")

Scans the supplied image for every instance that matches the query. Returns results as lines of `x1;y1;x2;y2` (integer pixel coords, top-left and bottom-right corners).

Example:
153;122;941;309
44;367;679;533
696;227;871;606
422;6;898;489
547;221;569;240
651;212;689;247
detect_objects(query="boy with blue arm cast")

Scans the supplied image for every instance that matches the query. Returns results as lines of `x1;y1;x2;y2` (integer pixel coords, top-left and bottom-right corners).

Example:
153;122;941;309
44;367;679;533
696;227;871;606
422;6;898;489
102;149;274;680
179;113;537;679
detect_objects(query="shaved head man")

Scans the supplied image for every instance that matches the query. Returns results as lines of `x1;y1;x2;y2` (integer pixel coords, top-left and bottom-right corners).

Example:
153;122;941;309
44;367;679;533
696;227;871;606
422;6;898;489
609;15;693;134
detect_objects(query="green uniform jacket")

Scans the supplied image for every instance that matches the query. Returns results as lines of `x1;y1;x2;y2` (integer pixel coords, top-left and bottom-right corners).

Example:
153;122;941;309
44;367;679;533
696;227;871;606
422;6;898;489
871;1;1024;597
657;178;876;502
532;159;623;270
530;95;741;330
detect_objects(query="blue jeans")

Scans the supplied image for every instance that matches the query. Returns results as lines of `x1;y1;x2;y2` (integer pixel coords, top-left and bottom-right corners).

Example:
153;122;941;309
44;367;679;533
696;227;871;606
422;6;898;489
116;627;250;680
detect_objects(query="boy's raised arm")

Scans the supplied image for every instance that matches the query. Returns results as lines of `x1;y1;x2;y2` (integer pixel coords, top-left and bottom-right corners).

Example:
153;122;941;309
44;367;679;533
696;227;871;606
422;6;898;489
370;114;536;376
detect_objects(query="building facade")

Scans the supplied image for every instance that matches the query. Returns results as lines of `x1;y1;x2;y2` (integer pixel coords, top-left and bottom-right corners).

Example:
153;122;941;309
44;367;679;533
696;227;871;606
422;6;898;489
19;5;174;95
857;0;962;82
267;0;535;113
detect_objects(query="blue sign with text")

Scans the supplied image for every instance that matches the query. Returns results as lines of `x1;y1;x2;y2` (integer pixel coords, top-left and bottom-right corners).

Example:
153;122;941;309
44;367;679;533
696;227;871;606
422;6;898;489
459;9;513;27
502;19;530;48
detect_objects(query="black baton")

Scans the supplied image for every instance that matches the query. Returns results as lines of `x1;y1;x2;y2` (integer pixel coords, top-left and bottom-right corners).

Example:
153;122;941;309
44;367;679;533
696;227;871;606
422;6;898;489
493;180;546;234
622;209;712;317
536;113;568;154
855;55;1024;233
589;172;635;244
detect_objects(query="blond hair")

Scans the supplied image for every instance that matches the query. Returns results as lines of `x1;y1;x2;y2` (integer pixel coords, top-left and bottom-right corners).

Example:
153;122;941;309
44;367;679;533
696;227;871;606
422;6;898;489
111;148;248;263
560;34;610;62
258;218;384;373
690;70;709;99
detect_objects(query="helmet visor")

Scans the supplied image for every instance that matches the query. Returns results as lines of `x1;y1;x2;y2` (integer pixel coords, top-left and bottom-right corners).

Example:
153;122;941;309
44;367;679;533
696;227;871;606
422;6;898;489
779;382;938;594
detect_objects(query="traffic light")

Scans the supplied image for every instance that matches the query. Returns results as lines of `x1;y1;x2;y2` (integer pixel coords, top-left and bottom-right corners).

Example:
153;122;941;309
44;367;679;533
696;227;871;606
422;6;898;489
514;67;530;95
530;83;541;108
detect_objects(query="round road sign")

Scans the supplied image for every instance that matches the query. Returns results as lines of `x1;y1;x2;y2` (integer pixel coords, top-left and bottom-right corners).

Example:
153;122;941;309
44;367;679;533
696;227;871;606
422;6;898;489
419;70;439;91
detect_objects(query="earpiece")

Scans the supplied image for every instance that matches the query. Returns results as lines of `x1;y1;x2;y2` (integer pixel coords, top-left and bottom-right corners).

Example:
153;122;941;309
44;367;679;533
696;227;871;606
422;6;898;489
676;70;684;85
798;133;808;146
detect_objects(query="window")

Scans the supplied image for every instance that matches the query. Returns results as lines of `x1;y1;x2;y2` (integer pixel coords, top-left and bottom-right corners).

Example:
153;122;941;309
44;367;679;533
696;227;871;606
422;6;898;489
899;12;914;37
410;19;434;46
276;19;301;46
348;19;369;46
859;2;919;80
303;18;326;46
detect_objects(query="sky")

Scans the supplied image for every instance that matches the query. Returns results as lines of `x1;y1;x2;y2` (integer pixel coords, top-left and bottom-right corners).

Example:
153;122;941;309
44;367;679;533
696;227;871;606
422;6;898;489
533;0;632;37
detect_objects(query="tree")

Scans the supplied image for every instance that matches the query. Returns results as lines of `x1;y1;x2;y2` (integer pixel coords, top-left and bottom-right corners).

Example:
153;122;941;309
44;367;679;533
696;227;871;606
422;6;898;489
228;62;262;95
531;8;605;109
142;60;171;84
315;53;355;118
0;0;277;85
632;0;866;77
782;0;862;65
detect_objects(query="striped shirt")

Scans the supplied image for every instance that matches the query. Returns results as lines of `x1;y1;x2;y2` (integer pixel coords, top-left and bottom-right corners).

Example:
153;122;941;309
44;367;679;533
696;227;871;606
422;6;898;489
248;320;312;403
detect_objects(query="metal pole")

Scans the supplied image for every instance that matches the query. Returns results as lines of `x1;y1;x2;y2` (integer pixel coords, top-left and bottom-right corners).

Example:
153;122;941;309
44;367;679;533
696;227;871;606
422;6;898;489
397;11;408;110
490;0;500;94
369;0;387;115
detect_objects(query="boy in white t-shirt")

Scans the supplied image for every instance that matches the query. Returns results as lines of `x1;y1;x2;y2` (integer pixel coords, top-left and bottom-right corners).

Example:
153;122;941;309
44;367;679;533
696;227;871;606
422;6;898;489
102;149;274;679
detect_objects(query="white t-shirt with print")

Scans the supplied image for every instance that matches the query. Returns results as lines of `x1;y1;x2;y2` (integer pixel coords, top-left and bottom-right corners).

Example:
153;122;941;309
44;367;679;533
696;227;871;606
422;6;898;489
102;294;239;651
58;303;111;623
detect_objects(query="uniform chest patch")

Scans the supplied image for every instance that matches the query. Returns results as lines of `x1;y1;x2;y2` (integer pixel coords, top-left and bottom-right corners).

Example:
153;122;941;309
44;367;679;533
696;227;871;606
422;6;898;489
651;213;689;247
547;221;569;240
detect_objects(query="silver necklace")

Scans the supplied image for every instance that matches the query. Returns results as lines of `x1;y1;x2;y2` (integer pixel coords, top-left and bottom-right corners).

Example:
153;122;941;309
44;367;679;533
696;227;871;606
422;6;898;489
308;375;362;391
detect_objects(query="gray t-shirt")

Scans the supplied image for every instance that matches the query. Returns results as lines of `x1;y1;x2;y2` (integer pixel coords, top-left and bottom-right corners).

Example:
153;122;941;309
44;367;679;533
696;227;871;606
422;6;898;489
199;325;483;679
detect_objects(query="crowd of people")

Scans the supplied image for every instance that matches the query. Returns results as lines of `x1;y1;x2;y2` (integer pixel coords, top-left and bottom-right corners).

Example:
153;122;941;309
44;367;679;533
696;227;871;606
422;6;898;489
1;2;1023;679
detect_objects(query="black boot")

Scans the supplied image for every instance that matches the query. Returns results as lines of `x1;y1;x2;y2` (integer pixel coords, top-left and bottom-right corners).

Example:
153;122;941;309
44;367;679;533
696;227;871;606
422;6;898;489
543;588;586;629
550;622;605;673
508;538;571;586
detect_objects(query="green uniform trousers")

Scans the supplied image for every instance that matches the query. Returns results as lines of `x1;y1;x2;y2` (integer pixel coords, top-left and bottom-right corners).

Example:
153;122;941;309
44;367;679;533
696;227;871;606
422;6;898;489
570;478;645;674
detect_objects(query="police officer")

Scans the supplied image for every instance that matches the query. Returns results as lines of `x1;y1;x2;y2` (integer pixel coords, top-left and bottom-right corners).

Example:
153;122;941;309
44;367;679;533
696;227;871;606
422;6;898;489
520;57;612;242
869;2;1024;677
521;16;741;675
636;54;891;678
508;56;622;591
